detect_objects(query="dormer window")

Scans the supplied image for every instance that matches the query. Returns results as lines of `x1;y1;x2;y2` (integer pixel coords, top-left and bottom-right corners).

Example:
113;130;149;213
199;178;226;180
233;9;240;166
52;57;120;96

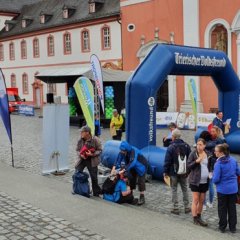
39;12;53;24
4;20;17;32
89;0;104;13
22;20;26;28
62;5;76;18
21;16;33;28
63;9;68;19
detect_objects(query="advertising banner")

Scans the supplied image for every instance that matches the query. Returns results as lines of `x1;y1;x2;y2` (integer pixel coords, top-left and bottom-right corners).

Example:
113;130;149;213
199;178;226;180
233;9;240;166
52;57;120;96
156;112;179;127
74;77;95;135
90;54;104;112
18;105;35;116
188;78;197;126
0;68;12;144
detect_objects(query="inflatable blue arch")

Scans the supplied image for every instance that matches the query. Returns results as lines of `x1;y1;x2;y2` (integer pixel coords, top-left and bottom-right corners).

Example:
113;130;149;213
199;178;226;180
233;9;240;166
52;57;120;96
102;44;240;180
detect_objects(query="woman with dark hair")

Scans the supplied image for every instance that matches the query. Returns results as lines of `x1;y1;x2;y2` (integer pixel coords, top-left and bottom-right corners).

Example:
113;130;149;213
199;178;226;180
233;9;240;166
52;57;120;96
213;143;240;233
187;138;211;227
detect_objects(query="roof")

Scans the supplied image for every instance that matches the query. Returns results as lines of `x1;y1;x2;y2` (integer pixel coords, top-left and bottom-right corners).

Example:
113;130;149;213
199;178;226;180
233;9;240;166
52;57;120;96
36;67;132;84
0;0;42;13
0;0;120;38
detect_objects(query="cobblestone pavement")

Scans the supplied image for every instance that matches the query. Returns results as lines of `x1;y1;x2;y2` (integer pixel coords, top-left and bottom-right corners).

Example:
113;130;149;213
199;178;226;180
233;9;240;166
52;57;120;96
0;191;107;240
0;112;240;237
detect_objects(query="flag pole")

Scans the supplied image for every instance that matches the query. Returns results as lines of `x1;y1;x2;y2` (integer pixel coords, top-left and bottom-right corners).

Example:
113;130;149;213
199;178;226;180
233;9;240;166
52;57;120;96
11;144;14;167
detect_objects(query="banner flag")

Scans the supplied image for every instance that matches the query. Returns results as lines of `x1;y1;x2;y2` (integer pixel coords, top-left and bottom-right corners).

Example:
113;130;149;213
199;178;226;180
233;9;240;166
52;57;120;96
74;77;95;135
0;68;12;144
90;54;104;113
188;78;198;127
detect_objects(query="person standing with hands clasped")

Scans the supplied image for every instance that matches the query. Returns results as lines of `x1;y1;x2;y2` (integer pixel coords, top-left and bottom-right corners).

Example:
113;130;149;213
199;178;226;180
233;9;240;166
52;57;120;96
187;138;211;227
110;109;124;140
75;126;102;197
213;143;240;233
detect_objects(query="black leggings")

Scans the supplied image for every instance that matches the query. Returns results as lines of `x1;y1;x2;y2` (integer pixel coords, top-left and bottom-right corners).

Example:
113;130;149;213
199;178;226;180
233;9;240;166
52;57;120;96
117;193;134;204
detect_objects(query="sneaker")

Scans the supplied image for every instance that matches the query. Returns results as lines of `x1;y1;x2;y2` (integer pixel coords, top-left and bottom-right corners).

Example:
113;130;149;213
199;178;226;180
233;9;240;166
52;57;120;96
184;208;191;214
203;205;207;211
138;194;145;205
219;228;225;233
131;198;139;205
193;217;200;225
206;202;213;208
230;229;236;234
197;216;208;227
171;209;180;215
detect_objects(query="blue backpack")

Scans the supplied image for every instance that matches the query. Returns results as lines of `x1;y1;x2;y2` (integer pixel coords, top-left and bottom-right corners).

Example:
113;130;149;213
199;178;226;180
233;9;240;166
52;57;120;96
72;171;90;198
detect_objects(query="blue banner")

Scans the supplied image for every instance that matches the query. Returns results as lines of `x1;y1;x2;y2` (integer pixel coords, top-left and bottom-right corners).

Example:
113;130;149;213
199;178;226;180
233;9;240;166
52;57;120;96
0;68;12;144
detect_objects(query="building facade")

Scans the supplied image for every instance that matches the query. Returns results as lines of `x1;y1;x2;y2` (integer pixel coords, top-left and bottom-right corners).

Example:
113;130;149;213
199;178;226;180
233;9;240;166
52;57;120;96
120;0;240;113
0;0;121;107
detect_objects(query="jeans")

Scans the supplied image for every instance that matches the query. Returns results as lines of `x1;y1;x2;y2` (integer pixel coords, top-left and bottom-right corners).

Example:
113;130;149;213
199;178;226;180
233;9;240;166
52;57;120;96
217;192;237;231
204;178;215;204
170;175;189;209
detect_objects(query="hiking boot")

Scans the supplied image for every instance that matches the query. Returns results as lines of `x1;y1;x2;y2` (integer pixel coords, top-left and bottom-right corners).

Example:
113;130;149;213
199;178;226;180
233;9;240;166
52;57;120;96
184;207;191;214
197;215;208;227
171;208;180;215
138;194;145;205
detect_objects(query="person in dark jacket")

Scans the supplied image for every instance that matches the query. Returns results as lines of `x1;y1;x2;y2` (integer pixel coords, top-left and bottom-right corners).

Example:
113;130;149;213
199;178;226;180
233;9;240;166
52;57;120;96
75;126;102;197
212;111;228;134
111;141;148;205
187;138;212;227
213;143;240;233
163;129;191;215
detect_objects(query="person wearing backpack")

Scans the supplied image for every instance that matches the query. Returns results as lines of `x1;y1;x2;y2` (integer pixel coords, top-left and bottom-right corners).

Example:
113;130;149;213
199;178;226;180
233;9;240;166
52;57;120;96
75;125;102;197
187;138;212;227
163;129;191;215
110;109;124;140
103;171;138;205
111;141;148;205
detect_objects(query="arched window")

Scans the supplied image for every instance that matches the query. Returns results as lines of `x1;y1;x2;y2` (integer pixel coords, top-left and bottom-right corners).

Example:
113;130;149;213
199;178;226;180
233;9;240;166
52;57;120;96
11;74;16;87
0;44;4;61
9;42;15;60
63;32;71;54
210;25;228;54
47;35;55;56
21;40;27;59
102;25;111;50
81;29;90;52
22;73;29;94
33;38;40;58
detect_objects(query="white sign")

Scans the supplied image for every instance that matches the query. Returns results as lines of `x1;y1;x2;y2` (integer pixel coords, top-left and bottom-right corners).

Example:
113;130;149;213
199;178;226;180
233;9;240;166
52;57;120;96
156;112;179;126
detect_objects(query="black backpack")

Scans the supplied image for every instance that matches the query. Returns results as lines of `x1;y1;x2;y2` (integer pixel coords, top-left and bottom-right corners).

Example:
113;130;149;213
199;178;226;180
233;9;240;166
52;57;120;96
173;143;189;175
102;175;119;194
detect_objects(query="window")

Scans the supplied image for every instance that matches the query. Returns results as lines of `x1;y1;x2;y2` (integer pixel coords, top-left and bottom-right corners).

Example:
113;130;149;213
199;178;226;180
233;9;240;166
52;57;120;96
47;35;54;56
5;24;9;32
0;44;4;61
9;42;15;60
81;30;90;52
63;32;71;54
33;38;39;58
102;26;111;49
47;83;57;95
21;40;27;59
22;73;29;94
11;74;16;87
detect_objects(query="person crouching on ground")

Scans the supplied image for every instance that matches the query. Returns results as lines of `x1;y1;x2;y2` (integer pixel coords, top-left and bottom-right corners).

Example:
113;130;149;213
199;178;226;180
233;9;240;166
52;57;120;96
213;143;240;233
163;129;191;215
112;141;148;205
75;126;102;197
187;138;211;227
103;171;138;205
